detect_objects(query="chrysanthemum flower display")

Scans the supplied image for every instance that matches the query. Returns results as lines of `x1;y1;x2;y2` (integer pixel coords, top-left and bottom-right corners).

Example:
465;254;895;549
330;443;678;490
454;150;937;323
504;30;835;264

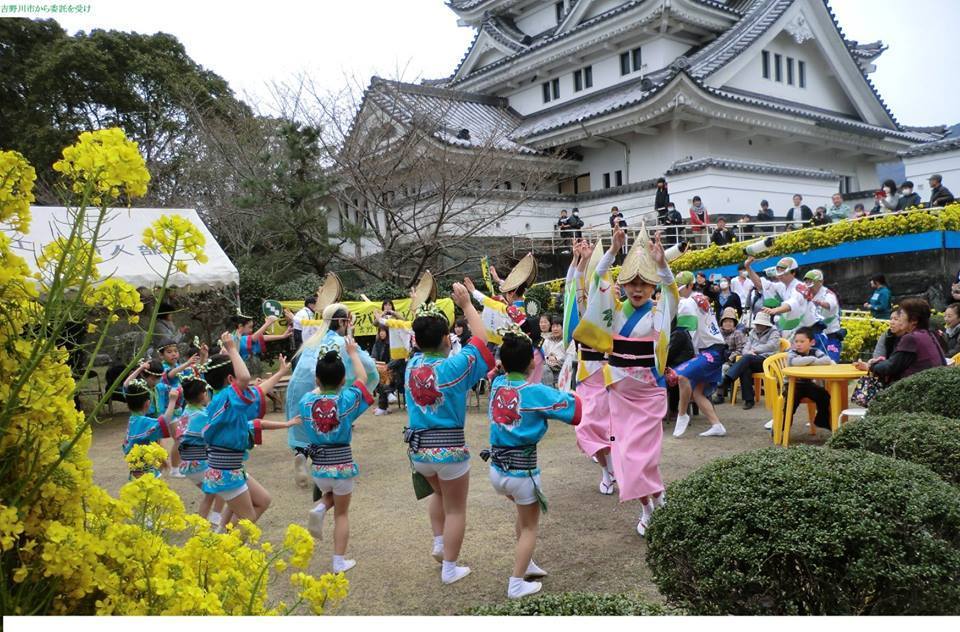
0;129;347;615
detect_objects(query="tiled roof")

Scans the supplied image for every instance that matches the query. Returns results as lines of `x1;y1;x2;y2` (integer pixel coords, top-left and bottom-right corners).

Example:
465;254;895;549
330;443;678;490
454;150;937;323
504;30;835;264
365;78;539;154
899;136;960;158
666;156;837;179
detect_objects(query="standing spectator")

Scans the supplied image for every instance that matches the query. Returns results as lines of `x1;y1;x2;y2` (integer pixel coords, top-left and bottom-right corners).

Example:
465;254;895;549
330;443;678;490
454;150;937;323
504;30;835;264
609;205;627;229
713;278;742;319
785;194;813;227
871;179;899;214
567;207;584;239
811;206;831;226
654;177;670;224
852;203;868;219
864;274;892;319
939;303;960;358
556;209;571;236
737;214;752;239
689;196;710;244
664;202;683;245
755;199;774;232
371;325;393;416
927;174;955;207
855;299;946;384
826;193;850;221
710;217;737;246
292;296;318;351
896;181;922;210
730;264;752;307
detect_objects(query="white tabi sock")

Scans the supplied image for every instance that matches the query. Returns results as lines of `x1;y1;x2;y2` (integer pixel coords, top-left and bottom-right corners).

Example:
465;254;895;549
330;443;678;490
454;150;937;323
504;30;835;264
699;423;727;437
207;511;221;526
441;559;471;585
673;413;691;437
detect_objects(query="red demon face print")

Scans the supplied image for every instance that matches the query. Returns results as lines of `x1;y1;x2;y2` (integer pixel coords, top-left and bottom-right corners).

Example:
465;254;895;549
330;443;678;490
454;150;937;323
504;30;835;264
409;365;443;409
311;398;340;434
491;386;522;426
796;282;813;301
506;305;526;325
693;293;711;313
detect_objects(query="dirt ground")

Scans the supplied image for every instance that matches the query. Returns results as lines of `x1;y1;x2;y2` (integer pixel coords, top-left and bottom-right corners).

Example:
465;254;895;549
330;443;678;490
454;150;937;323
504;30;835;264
89;393;827;615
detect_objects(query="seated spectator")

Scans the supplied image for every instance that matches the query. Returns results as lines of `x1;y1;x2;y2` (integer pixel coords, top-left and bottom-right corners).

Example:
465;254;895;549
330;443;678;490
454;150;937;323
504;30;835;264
811;206;831;226
895;181;922;211
713;278;742;319
737;214;752;239
540;314;565;387
664;202;683;245
938;303;960;358
712;311;781;409
785;327;834;431
717;305;746;377
927;174;955;208
855;299;946;385
826;193;850;221
871;179;898;214
710;217;737;247
785;194;812;227
864;274;892;319
694;272;716;300
371;326;393;415
852;203;868;219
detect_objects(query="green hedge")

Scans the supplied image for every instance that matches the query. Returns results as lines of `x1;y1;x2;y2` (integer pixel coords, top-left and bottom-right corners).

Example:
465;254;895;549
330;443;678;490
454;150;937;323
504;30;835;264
868;367;960;419
467;592;674;616
828;413;960;485
646;446;960;615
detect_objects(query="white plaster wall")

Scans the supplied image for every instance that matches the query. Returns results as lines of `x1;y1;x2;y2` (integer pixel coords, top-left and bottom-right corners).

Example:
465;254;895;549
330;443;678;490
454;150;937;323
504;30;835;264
637;38;690;73
723;31;858;116
578;142;627;190
904;150;960;201
515;2;560;36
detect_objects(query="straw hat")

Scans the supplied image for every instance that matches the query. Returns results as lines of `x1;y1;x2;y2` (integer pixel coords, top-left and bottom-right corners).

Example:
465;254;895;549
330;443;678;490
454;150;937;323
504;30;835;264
617;222;659;285
753;311;774;327
585;240;604;282
720;307;738;324
409;270;438;315
500;253;538;293
316;272;343;312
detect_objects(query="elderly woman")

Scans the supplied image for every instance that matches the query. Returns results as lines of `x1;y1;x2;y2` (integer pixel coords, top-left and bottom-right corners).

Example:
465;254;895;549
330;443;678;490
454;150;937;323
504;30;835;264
855;298;946;384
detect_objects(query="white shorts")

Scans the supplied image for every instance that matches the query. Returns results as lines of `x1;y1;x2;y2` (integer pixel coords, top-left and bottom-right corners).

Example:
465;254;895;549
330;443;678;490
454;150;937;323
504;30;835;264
217;483;248;501
489;468;541;506
412;459;471;481
313;477;355;496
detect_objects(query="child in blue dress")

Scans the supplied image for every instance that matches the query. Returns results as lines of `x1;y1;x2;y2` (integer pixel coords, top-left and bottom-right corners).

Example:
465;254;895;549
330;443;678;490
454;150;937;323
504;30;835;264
484;329;581;599
174;372;223;524
156;338;204;476
403;283;494;585
297;338;373;573
202;332;298;528
229;313;293;361
121;378;180;478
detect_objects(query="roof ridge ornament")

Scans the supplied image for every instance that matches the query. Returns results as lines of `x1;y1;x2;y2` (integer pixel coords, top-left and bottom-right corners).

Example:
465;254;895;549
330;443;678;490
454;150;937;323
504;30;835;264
785;11;814;44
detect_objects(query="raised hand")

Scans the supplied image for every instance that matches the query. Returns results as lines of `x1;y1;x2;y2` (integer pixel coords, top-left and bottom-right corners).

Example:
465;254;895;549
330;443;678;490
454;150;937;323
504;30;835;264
220;331;236;352
277;354;290;375
462;277;477;294
744;256;755;268
610;227;626;253
345;337;359;355
649;231;666;266
452;282;471;308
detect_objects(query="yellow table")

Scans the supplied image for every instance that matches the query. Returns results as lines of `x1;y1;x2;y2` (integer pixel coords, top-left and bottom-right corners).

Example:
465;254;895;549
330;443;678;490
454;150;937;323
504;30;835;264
781;364;867;445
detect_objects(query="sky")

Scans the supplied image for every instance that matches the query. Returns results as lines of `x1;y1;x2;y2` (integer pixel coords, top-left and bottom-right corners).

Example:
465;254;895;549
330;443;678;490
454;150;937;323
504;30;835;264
26;0;960;127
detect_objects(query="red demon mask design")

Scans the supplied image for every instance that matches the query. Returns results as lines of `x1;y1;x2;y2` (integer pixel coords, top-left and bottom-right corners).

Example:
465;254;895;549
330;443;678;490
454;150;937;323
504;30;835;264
506;305;526;325
311;398;340;434
693;293;711;313
796;282;813;301
491;386;522;426
409;365;443;408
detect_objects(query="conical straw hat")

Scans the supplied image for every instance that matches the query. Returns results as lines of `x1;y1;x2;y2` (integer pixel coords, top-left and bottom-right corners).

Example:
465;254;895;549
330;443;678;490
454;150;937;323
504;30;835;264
585;240;604;283
616;222;659;285
316;272;343;312
409;270;438;315
500;253;538;293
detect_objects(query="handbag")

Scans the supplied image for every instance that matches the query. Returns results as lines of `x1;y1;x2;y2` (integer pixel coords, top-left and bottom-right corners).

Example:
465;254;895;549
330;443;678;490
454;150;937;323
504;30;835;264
851;375;884;407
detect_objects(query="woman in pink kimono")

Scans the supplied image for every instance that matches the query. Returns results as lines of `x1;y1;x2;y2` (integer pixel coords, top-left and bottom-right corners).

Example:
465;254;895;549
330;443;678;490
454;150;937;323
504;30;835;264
573;226;677;536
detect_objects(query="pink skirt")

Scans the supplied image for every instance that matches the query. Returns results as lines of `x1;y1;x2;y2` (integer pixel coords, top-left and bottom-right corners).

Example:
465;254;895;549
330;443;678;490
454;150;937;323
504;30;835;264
607;376;666;502
574;371;610;458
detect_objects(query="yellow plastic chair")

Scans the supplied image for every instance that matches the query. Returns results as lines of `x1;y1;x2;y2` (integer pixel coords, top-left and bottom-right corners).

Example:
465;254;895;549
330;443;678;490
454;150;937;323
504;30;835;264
732;337;791;405
951;352;960;367
762;352;817;446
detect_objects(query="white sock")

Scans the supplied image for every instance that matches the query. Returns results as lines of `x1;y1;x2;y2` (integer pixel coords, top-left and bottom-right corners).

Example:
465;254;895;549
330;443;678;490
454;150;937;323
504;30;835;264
699;423;727;437
600;466;613;486
433;535;444;549
311;502;328;515
507;576;542;599
441;559;471;584
207;511;221;526
641;500;654;522
673;413;690;437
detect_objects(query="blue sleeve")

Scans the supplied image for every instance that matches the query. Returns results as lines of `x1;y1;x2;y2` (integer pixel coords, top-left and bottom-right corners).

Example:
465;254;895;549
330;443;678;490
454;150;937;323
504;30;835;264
530;384;582;426
461;338;496;387
340;381;374;425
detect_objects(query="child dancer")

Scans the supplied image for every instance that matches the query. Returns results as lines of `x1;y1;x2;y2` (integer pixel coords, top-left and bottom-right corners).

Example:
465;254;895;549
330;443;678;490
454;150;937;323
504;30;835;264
484;329;581;599
202;333;299;526
156;339;202;475
403;284;494;585
175;372;223;524
574;227;677;535
230;313;293;361
297;338;374;573
121;377;179;478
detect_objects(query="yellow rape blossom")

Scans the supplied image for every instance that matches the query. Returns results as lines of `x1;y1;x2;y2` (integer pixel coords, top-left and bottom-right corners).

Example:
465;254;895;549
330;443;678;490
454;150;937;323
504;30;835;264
283;524;315;568
0;149;36;233
83;278;144;314
52;128;150;203
142;214;208;264
123;444;168;474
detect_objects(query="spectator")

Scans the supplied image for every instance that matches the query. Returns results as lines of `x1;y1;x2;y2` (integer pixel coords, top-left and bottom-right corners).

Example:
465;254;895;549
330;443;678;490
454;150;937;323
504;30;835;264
609;205;627;229
371;325;393;415
654;177;670;224
718;306;746;357
755;199;774;231
826;193;850;221
785;194;813;227
713;278;742;319
730;264;752;307
710;217;737;247
953;268;960;302
811;206;831;226
694;272;715;300
292;295;318;350
556;209;570;235
940;303;960;358
689;196;710;245
712;311;781;408
896;181;922;211
785;327;834;431
871;179;899;214
864;274;892;319
737;214;752;239
852;203;868;219
927;174;955;207
855;299;946;384
664;202;684;245
540;315;565;387
567;207;584;239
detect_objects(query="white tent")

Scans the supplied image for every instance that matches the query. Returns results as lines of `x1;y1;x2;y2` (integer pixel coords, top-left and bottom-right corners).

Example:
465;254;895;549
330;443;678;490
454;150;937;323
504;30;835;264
7;207;239;291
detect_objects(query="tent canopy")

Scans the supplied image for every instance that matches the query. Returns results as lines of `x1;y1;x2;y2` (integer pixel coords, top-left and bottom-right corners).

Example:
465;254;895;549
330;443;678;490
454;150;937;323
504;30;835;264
7;206;239;292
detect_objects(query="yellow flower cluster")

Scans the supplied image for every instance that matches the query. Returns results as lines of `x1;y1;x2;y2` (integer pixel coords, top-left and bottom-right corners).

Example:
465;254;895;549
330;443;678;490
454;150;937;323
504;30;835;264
52;128;150;204
83;278;144;321
1;136;347;616
35;236;103;291
290;572;350;615
124;444;168;474
840;314;890;363
142;214;209;274
0;149;36;233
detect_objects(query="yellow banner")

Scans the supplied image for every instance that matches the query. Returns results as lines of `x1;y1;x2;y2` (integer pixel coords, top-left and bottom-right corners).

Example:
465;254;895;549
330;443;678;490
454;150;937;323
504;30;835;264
274;298;456;337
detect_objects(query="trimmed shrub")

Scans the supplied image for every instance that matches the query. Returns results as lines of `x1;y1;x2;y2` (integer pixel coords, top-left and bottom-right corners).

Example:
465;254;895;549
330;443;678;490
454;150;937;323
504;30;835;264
646;446;960;615
467;592;673;616
869;367;960;419
827;413;960;485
